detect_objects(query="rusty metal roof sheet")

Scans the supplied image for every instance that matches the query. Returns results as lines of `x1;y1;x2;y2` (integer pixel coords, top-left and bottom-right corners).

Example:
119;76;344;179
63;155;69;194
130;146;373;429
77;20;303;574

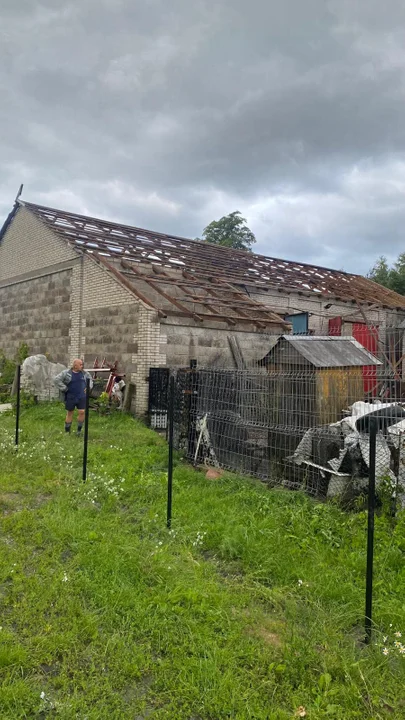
19;201;405;312
268;335;382;368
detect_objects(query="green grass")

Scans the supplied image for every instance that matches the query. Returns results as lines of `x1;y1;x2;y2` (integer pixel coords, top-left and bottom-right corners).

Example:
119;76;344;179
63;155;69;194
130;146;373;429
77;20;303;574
0;405;404;719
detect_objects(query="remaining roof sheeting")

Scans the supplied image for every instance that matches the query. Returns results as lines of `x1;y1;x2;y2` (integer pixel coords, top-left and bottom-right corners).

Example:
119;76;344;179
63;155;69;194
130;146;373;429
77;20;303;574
19;201;405;310
275;336;382;368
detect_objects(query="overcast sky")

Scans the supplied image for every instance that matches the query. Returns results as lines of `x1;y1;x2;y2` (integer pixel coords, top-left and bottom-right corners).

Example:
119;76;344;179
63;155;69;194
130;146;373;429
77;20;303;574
1;0;405;275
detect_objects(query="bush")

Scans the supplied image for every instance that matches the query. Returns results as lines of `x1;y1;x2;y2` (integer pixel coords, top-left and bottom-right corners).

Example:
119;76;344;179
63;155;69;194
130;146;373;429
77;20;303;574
0;351;16;386
11;390;37;409
0;390;11;404
0;344;32;389
91;391;112;415
15;342;30;364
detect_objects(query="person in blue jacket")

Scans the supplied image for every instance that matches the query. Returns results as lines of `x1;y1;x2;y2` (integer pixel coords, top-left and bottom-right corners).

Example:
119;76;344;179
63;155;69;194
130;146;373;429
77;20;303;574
54;359;93;435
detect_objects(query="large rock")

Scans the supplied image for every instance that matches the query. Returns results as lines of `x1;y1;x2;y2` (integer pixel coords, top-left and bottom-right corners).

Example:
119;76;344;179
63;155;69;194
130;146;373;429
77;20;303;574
22;355;67;401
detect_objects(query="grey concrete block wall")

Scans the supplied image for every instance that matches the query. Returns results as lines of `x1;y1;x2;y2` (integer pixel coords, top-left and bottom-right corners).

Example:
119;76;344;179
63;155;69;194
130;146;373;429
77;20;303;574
249;286;385;335
0;208;144;377
163;323;281;368
0;269;72;362
82;303;139;376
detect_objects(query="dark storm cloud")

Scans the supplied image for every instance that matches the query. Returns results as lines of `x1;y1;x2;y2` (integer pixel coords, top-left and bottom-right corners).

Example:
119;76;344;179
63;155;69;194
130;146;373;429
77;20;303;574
1;0;405;274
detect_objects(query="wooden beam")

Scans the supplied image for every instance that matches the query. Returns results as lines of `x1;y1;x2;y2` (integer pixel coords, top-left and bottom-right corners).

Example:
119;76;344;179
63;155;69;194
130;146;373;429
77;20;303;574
123;262;204;323
94;253;166;317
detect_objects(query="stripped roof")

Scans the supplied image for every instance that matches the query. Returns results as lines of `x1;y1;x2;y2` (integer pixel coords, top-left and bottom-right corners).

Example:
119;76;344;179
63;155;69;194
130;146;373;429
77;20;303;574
266;335;382;368
17;201;288;329
14;200;405;315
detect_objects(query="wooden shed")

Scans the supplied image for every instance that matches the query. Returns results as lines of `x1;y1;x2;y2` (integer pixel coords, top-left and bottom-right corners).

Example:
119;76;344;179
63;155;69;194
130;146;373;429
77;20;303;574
260;336;382;428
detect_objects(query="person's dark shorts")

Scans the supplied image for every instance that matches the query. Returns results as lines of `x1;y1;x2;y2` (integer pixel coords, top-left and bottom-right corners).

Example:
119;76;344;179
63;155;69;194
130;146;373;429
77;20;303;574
65;396;86;411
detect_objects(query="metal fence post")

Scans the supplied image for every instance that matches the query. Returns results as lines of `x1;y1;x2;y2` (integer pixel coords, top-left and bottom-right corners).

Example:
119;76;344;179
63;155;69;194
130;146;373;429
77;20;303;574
167;373;175;529
82;377;90;482
365;417;377;644
187;360;198;462
15;364;21;446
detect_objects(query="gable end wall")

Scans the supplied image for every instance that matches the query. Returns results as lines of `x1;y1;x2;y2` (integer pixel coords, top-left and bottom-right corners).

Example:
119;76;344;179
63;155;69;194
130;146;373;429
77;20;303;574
0;210;155;411
0;206;77;280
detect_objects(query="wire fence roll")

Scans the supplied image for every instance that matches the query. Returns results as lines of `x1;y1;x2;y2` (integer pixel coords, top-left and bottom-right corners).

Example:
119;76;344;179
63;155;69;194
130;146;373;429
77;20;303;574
171;364;405;510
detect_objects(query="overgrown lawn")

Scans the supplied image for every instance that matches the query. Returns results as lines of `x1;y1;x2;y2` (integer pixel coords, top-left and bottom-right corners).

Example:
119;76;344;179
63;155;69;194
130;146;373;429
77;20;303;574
0;405;404;719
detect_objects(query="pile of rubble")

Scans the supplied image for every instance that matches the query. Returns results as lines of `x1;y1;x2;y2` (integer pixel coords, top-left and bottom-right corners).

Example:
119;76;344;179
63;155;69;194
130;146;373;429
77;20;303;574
292;401;405;507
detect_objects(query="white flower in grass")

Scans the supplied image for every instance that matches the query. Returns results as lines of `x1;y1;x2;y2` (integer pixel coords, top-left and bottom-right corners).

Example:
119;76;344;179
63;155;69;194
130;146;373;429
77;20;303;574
62;572;69;583
383;636;388;643
383;647;389;656
298;579;303;586
395;631;402;638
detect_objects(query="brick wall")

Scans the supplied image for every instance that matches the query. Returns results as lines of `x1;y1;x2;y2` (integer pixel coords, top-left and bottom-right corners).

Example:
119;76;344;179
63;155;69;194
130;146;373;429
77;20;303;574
82;255;139;310
133;307;165;415
0;207;77;280
80;256;140;387
69;262;84;362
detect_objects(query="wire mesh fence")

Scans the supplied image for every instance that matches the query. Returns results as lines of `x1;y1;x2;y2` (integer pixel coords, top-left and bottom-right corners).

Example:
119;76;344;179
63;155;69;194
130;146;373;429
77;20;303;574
169;336;405;509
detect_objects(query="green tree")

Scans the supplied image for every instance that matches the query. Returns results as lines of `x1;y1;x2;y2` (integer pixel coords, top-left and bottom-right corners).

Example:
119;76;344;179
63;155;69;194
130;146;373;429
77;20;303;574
390;252;405;295
198;211;256;252
368;256;391;287
368;254;405;296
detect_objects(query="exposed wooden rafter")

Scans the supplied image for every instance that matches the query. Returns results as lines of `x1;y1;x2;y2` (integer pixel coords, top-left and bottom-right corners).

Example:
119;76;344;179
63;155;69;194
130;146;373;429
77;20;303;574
18;201;405;326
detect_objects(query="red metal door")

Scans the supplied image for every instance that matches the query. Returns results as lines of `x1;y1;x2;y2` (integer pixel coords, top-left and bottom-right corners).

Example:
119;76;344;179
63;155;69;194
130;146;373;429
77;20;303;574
328;317;342;336
352;323;379;395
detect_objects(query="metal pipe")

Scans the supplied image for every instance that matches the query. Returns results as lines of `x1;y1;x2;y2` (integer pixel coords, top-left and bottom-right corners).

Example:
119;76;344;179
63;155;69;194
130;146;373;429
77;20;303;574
82;378;90;482
365;417;377;644
15;365;21;446
82;368;112;373
167;374;175;528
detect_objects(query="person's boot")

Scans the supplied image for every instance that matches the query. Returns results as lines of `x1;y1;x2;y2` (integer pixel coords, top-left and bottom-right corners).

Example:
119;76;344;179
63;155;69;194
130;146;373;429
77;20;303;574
65;422;72;433
76;422;84;437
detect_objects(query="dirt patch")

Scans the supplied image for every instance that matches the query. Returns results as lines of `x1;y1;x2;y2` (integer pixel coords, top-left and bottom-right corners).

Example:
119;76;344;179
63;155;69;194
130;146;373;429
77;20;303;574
1;535;15;546
205;468;224;480
0;493;23;515
31;493;52;508
60;548;74;562
214;559;245;580
0;492;22;504
123;674;154;704
253;626;283;647
242;609;285;648
40;662;60;677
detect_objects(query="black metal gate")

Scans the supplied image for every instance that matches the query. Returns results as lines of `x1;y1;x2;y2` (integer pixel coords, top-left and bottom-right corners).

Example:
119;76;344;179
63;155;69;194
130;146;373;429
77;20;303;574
148;368;170;429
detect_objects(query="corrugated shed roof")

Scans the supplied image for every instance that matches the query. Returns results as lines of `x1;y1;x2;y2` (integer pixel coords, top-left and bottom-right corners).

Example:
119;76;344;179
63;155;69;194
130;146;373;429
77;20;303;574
3;199;405;310
269;336;382;368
